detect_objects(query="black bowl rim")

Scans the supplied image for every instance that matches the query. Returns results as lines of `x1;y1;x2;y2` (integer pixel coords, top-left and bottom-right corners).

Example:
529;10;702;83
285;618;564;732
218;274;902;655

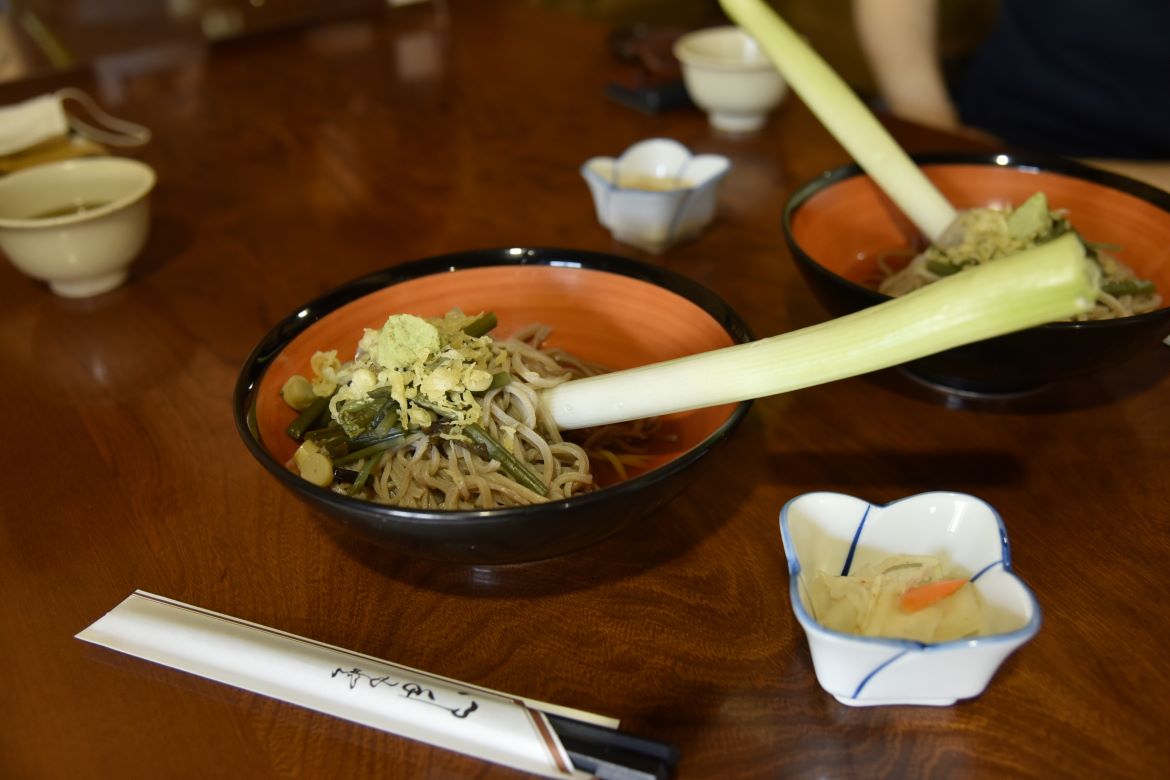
232;247;755;530
781;151;1170;333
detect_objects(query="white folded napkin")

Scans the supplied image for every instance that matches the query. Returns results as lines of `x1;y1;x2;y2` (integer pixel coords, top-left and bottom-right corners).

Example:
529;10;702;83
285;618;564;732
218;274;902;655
78;591;616;778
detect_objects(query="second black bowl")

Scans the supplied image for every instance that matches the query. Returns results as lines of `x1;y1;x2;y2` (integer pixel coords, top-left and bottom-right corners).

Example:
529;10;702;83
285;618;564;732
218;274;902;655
783;153;1170;395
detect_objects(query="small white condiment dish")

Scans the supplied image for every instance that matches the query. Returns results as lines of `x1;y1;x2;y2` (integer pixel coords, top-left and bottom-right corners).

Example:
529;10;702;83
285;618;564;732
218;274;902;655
780;491;1041;707
672;25;788;134
0;156;156;298
581;138;730;253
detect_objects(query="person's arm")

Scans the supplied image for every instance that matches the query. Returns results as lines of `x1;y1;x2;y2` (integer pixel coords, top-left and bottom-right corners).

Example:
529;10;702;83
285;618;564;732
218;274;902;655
852;0;960;130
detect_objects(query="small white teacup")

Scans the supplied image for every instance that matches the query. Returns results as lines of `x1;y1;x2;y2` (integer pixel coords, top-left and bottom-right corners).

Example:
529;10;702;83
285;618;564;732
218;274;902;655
0;156;156;297
673;26;788;134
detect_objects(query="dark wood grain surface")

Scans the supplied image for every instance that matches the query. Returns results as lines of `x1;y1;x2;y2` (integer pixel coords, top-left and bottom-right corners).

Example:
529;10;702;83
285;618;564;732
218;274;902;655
2;2;1168;778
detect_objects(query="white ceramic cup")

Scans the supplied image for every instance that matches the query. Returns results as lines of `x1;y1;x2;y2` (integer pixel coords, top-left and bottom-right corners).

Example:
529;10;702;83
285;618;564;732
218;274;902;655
0;156;156;297
673;26;788;133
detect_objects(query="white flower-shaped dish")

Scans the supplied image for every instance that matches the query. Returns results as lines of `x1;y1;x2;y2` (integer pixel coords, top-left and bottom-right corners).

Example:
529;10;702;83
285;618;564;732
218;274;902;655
581;138;730;253
780;491;1041;707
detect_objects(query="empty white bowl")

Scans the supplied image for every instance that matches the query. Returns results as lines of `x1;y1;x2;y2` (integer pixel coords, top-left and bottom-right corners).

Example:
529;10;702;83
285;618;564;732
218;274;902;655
673;26;788;133
780;491;1041;707
581;138;730;253
0;156;156;297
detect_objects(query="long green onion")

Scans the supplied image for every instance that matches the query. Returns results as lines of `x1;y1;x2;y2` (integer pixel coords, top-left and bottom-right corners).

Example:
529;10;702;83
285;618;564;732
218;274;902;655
540;233;1095;430
718;0;957;241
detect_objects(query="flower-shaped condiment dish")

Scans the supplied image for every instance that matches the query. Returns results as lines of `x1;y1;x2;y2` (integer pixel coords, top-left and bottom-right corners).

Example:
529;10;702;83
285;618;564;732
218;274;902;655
780;491;1041;707
581;138;730;253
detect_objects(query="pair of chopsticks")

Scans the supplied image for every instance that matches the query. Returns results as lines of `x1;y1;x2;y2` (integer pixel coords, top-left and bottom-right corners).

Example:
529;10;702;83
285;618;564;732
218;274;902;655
549;713;679;779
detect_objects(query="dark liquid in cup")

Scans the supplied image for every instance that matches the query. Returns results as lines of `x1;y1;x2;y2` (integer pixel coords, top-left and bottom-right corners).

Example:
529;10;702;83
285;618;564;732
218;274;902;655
31;201;110;219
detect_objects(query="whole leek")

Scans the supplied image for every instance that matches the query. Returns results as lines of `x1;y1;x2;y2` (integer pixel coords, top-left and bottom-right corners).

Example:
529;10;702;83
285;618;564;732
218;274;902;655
540;234;1095;430
718;0;957;242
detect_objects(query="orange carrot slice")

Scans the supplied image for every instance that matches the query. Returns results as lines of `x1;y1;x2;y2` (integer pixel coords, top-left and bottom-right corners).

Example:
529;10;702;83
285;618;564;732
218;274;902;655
899;578;968;613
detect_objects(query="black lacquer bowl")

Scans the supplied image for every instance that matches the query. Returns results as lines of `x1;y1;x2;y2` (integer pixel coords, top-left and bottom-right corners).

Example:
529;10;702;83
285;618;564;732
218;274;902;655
783;153;1170;396
234;248;752;564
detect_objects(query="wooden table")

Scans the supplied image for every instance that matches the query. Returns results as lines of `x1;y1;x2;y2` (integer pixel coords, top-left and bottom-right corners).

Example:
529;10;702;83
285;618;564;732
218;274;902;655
2;2;1167;777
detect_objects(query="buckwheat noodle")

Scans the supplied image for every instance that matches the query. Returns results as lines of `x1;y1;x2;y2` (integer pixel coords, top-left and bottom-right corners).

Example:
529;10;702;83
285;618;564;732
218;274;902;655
284;317;660;510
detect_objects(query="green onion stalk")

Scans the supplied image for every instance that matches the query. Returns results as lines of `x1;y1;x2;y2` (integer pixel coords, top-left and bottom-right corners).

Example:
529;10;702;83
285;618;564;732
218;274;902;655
719;0;957;242
541;234;1096;430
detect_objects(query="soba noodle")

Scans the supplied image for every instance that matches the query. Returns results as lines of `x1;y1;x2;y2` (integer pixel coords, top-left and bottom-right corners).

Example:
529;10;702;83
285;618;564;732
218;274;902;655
878;193;1160;320
280;310;660;509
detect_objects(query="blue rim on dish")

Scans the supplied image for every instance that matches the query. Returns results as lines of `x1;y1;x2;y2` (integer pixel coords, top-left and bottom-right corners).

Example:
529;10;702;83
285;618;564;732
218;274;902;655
779;491;1042;699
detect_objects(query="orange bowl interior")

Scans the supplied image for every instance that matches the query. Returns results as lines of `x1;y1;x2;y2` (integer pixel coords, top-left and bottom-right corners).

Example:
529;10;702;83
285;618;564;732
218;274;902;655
255;265;741;486
790;163;1170;297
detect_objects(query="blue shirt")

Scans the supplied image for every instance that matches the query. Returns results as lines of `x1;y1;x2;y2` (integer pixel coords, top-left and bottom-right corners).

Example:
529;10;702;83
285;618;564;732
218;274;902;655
957;0;1170;158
